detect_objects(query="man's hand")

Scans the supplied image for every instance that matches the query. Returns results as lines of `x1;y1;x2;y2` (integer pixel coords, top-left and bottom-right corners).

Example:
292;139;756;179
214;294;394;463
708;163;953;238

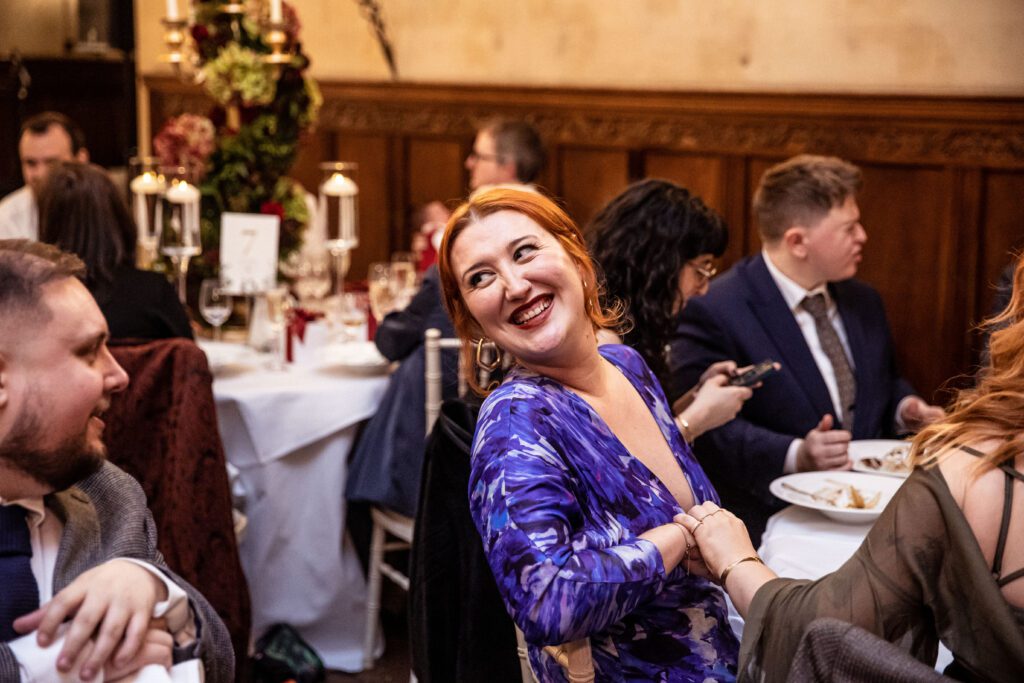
899;396;945;432
698;360;738;386
105;628;174;682
13;560;168;681
796;414;852;472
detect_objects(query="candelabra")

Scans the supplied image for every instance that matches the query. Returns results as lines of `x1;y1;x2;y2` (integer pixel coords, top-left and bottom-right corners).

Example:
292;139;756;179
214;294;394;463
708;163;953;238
161;1;294;76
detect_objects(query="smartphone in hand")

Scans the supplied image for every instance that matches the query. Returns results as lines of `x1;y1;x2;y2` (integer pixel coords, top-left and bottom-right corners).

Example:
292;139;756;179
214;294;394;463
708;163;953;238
729;360;778;387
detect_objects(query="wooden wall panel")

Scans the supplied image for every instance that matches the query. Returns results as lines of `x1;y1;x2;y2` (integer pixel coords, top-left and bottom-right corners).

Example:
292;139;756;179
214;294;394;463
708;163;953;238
643;153;725;211
145;77;1024;399
406;138;467;213
559;147;630;231
979;171;1024;316
334;133;391;279
856;165;961;399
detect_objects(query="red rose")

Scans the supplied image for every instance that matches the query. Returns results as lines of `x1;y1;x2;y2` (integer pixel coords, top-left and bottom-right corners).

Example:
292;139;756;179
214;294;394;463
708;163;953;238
260;201;285;219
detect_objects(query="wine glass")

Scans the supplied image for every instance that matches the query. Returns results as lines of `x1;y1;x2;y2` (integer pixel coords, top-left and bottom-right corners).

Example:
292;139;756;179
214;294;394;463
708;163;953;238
264;285;293;370
338;293;368;342
285;251;332;304
367;262;397;324
199;278;233;340
390;251;417;307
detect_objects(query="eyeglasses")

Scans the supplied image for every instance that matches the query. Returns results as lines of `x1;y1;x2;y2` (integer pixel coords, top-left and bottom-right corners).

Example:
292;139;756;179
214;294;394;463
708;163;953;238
689;261;718;282
467;150;503;164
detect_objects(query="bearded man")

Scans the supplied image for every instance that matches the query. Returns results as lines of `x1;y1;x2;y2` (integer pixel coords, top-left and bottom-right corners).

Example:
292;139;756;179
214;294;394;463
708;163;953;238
0;240;233;682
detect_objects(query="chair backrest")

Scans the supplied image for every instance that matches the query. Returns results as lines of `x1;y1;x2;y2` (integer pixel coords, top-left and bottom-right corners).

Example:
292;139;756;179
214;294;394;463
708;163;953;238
104;338;251;677
422;329;593;683
424;327;467;433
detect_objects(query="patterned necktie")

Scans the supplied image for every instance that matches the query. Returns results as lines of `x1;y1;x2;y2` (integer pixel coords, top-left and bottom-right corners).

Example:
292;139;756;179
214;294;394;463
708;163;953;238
801;293;856;431
0;505;39;642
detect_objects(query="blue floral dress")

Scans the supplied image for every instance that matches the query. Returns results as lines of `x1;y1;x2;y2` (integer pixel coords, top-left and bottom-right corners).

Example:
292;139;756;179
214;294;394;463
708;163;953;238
469;344;739;682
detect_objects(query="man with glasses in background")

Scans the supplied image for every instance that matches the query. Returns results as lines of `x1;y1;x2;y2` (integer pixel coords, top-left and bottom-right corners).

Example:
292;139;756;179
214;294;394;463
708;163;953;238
671;154;943;543
465;118;546;192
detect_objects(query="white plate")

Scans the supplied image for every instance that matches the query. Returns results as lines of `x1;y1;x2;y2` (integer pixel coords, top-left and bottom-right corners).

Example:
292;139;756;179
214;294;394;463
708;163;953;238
198;341;259;377
317;342;391;376
849;439;912;478
769;471;903;523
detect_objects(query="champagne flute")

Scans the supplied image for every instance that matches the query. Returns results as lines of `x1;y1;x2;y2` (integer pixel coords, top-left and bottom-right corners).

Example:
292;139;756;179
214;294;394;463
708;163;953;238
391;251;417;293
367;262;397;323
199;279;233;340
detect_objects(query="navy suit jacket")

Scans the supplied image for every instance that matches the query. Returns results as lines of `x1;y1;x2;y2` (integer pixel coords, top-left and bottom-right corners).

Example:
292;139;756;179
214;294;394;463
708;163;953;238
670;254;914;542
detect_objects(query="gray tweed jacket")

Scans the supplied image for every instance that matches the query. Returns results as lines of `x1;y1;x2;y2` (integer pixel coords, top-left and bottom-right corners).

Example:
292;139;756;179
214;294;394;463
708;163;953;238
0;462;234;683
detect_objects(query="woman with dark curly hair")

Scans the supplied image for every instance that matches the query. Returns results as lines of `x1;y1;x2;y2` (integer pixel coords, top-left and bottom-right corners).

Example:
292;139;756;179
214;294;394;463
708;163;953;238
588;178;753;444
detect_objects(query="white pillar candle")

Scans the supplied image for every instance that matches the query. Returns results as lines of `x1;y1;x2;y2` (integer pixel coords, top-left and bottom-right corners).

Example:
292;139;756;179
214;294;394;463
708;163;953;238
166;0;179;20
270;0;283;22
320;172;359;248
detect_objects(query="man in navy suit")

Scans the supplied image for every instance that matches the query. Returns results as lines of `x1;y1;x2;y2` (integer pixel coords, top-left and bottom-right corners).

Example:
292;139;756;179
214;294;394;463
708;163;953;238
671;155;944;543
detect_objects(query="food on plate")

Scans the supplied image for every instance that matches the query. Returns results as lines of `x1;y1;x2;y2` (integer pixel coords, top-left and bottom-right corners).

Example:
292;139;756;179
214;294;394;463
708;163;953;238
859;445;912;475
781;480;882;510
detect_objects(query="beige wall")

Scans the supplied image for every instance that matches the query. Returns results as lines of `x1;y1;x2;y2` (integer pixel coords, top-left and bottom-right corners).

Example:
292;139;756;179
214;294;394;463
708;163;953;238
134;0;1024;95
0;0;75;56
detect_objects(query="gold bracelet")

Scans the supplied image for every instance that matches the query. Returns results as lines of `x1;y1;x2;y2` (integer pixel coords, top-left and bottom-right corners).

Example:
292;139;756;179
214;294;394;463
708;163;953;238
676;415;694;443
719;555;763;586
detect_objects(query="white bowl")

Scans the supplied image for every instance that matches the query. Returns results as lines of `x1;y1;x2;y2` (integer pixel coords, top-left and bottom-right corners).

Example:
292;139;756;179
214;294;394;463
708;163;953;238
769;471;904;523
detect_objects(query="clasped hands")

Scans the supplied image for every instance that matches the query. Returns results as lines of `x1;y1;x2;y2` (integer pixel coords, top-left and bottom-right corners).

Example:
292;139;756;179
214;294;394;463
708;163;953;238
671;502;759;587
13;560;174;682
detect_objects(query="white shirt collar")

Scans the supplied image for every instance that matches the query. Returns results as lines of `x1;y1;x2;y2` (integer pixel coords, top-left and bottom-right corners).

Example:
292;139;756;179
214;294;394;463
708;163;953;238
762;249;831;314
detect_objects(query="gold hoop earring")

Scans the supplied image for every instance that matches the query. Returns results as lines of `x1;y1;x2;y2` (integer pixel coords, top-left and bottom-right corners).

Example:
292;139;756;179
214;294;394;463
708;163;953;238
475;337;501;372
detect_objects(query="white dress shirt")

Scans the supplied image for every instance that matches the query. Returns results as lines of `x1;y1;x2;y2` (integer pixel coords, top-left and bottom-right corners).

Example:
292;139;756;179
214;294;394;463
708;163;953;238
0;186;39;241
762;251;855;473
0;497;196;682
762;251;913;472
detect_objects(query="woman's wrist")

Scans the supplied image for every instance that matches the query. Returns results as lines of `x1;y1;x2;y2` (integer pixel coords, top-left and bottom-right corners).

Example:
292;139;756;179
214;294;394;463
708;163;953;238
676;405;706;441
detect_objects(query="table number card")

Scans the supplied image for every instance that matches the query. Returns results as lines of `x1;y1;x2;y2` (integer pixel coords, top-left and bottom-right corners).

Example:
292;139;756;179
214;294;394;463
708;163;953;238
220;212;280;294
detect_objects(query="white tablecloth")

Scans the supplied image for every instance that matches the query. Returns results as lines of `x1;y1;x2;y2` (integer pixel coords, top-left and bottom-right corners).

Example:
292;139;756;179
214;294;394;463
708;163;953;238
202;342;389;672
736;504;953;671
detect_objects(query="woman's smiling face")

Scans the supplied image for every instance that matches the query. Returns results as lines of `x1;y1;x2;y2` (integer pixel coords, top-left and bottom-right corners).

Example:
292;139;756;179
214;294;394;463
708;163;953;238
450;209;589;368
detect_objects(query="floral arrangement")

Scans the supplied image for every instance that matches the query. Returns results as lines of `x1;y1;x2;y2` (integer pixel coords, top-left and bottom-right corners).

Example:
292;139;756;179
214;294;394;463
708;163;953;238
153;0;322;278
153;114;215;177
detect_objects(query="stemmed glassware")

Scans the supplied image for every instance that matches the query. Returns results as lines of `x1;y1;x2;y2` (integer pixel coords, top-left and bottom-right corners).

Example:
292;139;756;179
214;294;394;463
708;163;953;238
158;165;202;303
338;292;368;342
367;262;398;324
390;251;417;309
282;250;332;304
199;278;233;340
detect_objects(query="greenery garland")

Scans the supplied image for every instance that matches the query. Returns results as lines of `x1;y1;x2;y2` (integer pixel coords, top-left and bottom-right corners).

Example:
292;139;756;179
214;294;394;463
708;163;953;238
153;0;322;278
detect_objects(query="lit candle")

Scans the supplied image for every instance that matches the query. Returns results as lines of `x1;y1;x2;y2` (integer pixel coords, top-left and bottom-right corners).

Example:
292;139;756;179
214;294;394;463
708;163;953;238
270;0;283;23
166;0;179;20
321;172;357;198
319;172;359;248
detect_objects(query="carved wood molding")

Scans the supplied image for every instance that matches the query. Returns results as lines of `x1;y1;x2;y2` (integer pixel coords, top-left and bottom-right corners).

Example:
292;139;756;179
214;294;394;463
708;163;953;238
145;76;1024;167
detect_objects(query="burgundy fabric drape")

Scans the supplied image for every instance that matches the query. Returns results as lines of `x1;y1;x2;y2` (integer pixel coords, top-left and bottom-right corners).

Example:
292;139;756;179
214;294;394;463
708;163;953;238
105;338;250;679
